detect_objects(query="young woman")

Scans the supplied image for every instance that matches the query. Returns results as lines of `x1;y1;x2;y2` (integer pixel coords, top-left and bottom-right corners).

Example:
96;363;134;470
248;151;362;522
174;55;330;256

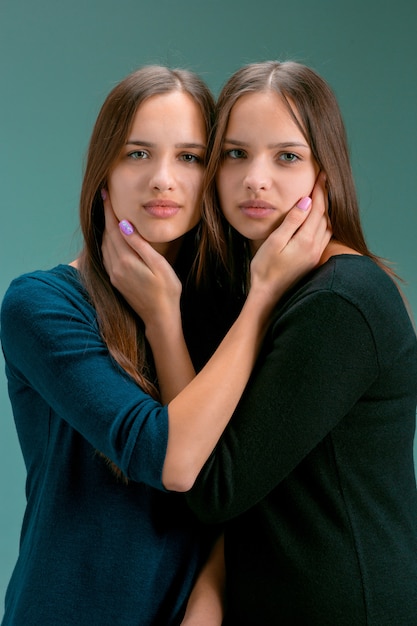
0;65;330;625
186;61;417;625
106;61;417;625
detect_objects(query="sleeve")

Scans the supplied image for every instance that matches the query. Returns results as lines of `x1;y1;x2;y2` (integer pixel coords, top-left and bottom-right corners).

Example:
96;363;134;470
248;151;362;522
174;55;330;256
0;274;169;489
186;289;379;523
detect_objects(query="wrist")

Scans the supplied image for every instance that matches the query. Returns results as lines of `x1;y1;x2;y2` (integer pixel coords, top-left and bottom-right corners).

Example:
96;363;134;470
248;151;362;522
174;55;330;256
144;309;183;343
245;283;282;320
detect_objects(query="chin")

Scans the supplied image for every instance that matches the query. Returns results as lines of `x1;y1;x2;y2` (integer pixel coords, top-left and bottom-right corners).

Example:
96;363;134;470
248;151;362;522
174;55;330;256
236;226;273;242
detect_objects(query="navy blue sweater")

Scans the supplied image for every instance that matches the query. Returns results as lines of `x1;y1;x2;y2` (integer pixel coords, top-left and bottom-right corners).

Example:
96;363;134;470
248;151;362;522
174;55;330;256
1;265;216;625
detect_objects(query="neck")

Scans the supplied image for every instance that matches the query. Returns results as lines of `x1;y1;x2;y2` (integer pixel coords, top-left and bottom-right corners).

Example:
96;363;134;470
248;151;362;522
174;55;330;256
318;239;361;265
248;238;263;257
152;237;183;265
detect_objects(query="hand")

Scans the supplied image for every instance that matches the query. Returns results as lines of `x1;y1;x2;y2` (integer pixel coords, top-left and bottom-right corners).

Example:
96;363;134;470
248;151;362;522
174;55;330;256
249;172;332;305
101;192;183;329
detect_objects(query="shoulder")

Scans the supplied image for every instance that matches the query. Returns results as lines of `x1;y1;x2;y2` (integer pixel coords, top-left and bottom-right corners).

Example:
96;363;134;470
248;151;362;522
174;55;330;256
320;255;403;313
292;254;399;305
2;264;87;310
1;265;94;338
275;254;412;338
277;254;416;361
1;265;102;373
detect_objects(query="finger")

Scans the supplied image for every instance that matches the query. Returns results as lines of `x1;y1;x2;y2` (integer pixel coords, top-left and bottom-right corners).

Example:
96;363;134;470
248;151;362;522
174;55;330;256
307;172;333;234
101;190;174;276
289;175;332;261
292;173;330;239
311;173;333;241
310;172;328;217
101;191;148;265
264;197;313;253
117;219;176;278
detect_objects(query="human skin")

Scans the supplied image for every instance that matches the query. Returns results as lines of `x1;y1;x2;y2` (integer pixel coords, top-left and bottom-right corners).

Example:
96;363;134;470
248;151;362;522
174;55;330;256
101;181;331;491
107;90;207;264
100;86;331;492
217;91;320;254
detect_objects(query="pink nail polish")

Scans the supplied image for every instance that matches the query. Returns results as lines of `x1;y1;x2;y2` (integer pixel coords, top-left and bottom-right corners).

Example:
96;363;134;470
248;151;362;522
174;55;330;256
119;220;134;236
296;197;312;211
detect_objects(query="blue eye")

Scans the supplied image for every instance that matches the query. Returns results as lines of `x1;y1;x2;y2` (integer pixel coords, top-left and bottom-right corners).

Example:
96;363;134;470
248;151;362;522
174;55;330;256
225;149;246;159
279;152;299;163
127;150;148;160
180;154;201;164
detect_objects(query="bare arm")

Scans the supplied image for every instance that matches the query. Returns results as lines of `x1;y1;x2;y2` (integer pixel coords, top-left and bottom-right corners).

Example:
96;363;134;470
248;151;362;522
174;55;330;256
102;206;196;403
102;175;331;490
180;535;225;625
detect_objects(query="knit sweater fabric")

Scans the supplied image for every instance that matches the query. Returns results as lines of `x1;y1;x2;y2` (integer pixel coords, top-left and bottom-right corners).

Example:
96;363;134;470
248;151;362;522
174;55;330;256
0;264;217;626
187;255;417;625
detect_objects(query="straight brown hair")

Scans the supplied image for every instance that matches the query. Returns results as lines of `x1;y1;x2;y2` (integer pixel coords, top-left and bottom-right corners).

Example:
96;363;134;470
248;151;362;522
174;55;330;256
201;60;399;292
76;66;216;478
78;66;215;396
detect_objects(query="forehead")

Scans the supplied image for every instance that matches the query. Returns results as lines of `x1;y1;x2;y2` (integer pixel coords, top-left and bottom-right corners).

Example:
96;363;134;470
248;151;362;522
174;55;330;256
130;91;206;139
226;91;303;136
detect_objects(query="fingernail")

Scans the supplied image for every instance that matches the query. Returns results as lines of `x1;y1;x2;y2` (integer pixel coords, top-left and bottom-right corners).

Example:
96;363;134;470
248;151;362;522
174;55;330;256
119;220;134;236
101;189;107;200
296;197;312;211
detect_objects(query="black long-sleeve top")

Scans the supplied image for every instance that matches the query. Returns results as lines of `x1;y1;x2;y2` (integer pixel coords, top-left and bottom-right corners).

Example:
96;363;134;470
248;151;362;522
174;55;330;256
187;255;417;625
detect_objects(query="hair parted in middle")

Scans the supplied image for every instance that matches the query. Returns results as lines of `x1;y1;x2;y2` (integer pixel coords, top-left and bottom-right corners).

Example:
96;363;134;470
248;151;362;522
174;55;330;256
201;60;393;293
78;65;216;400
76;65;217;480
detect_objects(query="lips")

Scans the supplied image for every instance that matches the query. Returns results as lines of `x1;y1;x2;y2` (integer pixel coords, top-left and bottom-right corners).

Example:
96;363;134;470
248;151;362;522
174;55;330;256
143;199;181;217
238;199;276;217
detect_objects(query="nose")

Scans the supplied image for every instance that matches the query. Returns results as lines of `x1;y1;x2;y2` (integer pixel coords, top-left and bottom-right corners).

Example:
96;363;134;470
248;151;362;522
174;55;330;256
149;158;175;192
243;159;271;193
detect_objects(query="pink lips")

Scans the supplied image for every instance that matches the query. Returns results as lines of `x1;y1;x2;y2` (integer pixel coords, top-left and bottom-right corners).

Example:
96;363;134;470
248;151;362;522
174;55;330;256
143;199;181;218
238;199;276;218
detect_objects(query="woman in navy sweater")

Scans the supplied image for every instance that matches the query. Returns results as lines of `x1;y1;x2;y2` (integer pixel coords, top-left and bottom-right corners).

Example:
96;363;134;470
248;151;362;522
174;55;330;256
0;64;329;625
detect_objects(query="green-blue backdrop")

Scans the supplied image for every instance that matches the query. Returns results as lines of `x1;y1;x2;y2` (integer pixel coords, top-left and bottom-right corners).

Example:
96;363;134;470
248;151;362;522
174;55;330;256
1;0;416;609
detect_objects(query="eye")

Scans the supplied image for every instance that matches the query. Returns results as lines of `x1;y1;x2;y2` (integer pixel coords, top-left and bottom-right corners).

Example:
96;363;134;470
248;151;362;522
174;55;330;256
224;148;247;160
127;150;149;160
279;152;299;163
179;153;202;164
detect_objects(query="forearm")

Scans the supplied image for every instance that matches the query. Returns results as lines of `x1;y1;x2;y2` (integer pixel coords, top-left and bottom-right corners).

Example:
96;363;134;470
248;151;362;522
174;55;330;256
181;535;225;625
145;311;195;403
163;287;274;491
102;191;331;490
186;291;379;524
162;196;331;491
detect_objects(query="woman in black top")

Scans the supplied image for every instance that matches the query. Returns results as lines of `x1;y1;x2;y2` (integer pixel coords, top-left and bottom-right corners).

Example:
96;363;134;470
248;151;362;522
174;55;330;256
104;61;417;624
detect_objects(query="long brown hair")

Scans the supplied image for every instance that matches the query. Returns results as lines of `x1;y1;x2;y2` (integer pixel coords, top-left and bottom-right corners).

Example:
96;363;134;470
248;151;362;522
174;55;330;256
201;60;398;291
77;66;215;477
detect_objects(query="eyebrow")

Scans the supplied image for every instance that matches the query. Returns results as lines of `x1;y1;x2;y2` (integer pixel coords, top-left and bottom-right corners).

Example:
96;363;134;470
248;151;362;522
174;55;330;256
126;140;206;150
223;138;309;149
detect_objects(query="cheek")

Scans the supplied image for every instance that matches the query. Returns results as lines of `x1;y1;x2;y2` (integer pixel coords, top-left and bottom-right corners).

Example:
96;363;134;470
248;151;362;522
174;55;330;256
106;169;125;198
106;174;135;221
307;162;320;188
193;171;204;196
286;166;318;199
186;178;203;209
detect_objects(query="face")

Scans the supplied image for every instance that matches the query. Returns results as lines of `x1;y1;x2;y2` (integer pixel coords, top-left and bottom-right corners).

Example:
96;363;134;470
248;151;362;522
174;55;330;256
107;91;206;257
216;91;320;253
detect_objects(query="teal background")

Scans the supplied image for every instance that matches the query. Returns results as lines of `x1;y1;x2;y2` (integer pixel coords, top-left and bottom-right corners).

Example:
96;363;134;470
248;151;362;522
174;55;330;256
1;0;416;609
